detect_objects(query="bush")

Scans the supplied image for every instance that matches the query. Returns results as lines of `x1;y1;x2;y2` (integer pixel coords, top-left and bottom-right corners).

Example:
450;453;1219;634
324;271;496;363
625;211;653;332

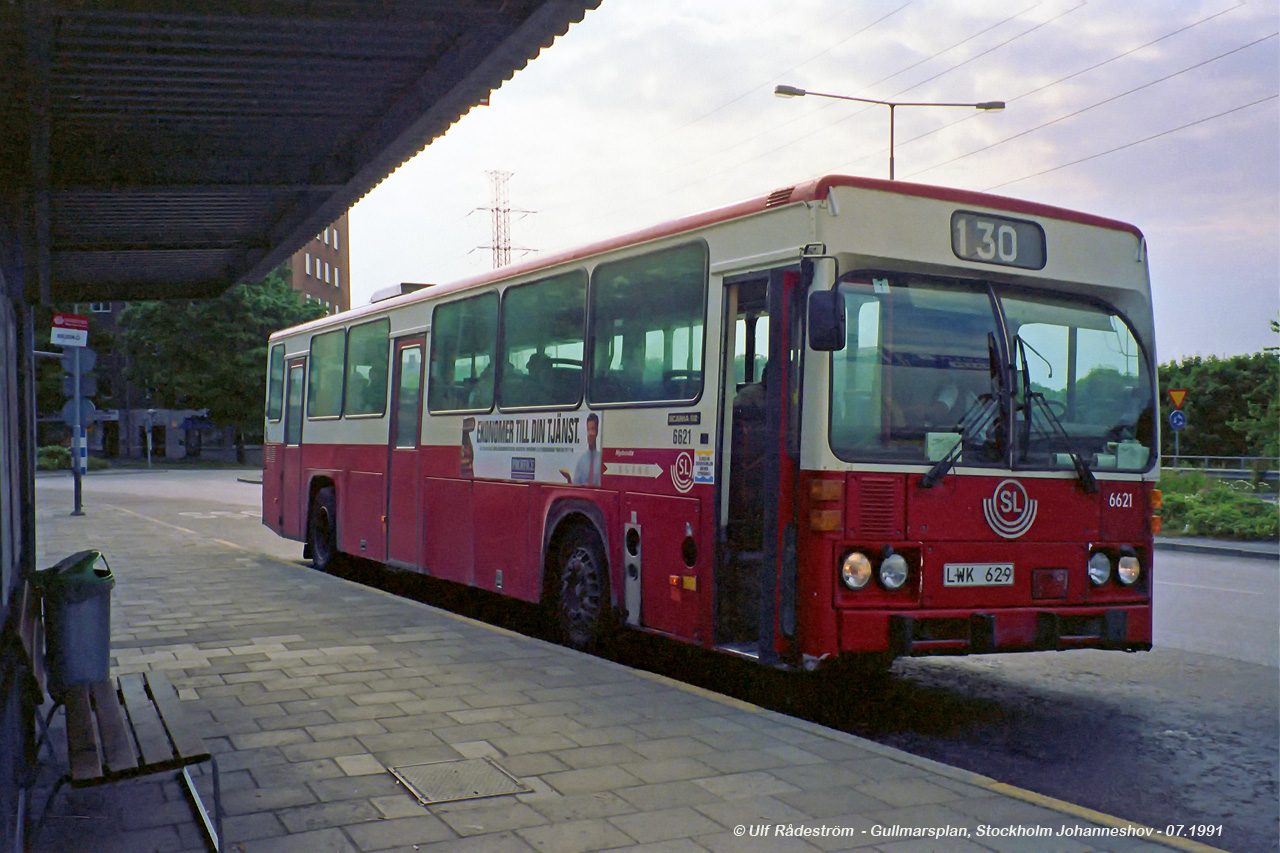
36;445;111;472
1160;470;1279;540
36;445;70;470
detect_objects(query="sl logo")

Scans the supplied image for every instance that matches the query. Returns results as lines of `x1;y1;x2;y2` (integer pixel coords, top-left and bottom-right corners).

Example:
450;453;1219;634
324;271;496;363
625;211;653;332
671;452;694;493
983;479;1037;539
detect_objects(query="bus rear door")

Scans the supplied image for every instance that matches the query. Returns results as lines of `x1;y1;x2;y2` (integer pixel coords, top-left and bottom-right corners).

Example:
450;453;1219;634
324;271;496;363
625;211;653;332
387;337;424;570
281;358;307;539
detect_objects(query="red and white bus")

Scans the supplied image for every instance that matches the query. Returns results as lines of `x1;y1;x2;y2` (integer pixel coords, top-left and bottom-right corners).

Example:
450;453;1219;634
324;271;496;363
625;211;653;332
263;174;1158;671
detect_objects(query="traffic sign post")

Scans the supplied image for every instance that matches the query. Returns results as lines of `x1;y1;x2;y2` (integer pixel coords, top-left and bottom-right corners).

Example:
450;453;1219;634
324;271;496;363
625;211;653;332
1166;389;1189;466
53;317;92;517
1168;409;1187;465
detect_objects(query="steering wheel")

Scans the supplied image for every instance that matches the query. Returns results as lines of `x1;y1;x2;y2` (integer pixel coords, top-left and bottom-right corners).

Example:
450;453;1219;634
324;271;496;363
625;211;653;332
1041;398;1068;418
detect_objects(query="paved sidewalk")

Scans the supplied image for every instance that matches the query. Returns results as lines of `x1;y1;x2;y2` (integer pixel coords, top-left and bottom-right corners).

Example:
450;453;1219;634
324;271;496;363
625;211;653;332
27;493;1217;853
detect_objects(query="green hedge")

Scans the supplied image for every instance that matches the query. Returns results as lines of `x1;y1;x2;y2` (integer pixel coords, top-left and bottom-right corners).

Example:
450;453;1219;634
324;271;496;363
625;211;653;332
1160;470;1279;541
37;445;110;472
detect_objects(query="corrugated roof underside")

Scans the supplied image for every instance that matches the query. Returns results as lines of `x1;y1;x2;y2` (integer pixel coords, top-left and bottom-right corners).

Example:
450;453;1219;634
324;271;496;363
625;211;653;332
1;0;599;302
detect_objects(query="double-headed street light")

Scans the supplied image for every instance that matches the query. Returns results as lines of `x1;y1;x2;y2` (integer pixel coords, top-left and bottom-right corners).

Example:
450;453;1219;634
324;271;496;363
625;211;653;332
774;84;1005;180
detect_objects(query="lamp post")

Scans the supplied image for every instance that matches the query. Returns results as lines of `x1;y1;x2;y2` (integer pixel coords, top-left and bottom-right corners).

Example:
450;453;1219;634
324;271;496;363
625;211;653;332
774;84;1004;180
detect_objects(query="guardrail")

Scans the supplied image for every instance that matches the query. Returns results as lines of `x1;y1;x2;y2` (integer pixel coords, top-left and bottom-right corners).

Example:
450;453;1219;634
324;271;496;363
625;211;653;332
1161;456;1279;482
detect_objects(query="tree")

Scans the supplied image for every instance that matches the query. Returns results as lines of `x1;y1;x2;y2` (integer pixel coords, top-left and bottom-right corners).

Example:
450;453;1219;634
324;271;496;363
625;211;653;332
1158;346;1279;458
119;267;327;453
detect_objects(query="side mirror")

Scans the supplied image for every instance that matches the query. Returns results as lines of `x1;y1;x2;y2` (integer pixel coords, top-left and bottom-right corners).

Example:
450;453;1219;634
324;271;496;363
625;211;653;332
808;290;846;351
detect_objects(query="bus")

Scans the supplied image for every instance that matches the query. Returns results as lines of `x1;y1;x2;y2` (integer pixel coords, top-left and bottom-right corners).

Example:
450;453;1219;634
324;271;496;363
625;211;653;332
263;174;1158;673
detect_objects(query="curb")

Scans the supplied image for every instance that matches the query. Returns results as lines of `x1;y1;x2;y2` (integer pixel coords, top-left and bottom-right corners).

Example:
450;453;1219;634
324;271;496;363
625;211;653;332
1156;539;1278;562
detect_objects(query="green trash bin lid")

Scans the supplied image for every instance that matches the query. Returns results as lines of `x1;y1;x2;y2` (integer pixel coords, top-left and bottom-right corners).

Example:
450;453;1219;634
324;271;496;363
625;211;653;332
36;549;115;601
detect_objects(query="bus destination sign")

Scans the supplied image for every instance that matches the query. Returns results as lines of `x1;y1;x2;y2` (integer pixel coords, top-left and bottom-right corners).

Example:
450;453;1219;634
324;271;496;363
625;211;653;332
951;210;1046;270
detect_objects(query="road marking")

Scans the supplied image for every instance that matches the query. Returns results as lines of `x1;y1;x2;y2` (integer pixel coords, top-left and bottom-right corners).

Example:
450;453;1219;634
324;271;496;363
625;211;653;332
1156;580;1264;596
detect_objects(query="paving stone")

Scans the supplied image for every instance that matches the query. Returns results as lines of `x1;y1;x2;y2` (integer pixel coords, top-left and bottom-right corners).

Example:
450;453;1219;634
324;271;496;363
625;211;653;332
853;777;961;808
343;814;456;850
693;794;813;828
552;743;646;769
616;780;724;812
435;800;550;835
523;791;637;822
280;737;369;762
516;817;636;853
621;756;718;784
541;764;645;796
692;771;801;801
240;826;360;853
251;758;347;787
308;772;406;803
277;798;384;832
222;784;319;815
608;806;723;843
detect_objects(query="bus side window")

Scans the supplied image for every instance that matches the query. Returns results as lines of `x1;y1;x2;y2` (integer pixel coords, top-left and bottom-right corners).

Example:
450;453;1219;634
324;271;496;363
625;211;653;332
588;243;707;405
308;328;346;418
345;319;390;416
428;293;497;413
498;270;587;410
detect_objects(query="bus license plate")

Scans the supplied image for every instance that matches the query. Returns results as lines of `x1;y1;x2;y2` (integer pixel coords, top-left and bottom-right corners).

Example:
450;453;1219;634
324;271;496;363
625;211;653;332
944;563;1014;587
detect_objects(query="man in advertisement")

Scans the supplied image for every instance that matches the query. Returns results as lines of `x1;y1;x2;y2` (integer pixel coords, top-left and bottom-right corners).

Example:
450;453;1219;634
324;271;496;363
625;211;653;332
562;413;601;486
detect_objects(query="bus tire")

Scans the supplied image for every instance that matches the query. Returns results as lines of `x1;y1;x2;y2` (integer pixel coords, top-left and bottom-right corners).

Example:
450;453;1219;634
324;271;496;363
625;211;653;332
555;524;610;650
308;486;341;572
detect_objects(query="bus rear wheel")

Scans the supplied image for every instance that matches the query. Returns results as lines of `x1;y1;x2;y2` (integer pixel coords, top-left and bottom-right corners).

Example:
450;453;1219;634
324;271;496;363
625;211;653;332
555;525;610;650
308;486;341;572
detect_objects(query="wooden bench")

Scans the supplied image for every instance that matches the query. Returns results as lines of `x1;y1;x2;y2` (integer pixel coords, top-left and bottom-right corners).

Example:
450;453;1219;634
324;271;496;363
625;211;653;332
14;580;222;852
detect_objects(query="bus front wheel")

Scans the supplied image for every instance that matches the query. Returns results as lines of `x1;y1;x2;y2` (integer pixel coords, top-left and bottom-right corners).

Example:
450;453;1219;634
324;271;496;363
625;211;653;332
308;486;341;572
556;525;610;650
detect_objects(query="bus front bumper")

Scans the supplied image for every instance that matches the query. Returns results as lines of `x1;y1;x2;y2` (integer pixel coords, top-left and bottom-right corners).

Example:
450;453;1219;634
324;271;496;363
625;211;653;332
838;606;1152;656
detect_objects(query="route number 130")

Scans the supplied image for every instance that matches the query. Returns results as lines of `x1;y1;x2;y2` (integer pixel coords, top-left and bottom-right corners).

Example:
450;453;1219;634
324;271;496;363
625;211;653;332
951;211;1046;270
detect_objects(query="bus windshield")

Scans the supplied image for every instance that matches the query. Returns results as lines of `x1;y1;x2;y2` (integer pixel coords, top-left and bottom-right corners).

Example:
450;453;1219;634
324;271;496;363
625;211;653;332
828;276;1155;473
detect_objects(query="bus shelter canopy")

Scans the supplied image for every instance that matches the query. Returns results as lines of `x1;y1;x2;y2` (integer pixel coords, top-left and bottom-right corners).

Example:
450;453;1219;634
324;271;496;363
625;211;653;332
0;0;598;303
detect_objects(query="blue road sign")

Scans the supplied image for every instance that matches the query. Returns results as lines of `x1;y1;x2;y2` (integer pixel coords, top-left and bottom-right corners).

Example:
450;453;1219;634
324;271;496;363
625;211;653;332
1168;409;1187;432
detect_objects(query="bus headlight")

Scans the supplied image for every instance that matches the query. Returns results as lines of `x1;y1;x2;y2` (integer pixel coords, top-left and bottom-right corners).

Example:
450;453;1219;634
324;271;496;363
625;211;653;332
1117;550;1141;586
879;553;909;590
840;552;872;590
1087;551;1112;586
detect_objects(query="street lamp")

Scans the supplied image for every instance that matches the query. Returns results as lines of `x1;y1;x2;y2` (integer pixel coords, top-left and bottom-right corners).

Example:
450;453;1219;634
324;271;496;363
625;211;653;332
774;84;1005;180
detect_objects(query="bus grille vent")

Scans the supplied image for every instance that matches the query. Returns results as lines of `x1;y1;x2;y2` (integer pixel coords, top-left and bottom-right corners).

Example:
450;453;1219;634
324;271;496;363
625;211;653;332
857;476;902;538
765;186;796;207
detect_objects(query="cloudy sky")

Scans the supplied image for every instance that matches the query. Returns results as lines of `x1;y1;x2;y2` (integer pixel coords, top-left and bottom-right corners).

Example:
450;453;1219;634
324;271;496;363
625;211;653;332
348;0;1278;363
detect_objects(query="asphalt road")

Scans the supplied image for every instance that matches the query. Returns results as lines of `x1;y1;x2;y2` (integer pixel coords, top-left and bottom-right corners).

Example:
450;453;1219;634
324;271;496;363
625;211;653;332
37;469;1280;853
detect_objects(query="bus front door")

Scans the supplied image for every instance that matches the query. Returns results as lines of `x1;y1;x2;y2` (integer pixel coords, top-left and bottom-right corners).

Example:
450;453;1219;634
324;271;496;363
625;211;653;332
386;337;425;570
717;269;802;665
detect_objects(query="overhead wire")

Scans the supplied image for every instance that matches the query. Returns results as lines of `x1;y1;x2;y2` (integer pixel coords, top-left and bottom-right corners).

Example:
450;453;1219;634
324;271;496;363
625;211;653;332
984;94;1278;190
843;1;1246;174
904;29;1278;179
559;1;1059;225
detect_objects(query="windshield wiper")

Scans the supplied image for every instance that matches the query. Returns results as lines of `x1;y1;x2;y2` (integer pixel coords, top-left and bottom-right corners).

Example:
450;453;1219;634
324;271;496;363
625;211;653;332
1014;336;1098;494
922;332;1009;489
919;392;999;488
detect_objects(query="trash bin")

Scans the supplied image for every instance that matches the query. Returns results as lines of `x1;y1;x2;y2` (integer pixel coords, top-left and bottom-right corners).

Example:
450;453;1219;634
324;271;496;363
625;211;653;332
36;549;115;694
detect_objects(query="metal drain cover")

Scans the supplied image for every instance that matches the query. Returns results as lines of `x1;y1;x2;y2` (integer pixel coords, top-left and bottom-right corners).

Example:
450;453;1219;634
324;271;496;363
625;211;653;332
390;757;530;805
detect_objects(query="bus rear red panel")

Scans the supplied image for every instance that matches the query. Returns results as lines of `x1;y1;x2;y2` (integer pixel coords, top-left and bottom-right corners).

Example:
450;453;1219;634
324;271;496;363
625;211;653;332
343;469;386;563
473;481;534;598
262;443;283;534
422;477;474;584
622;492;702;642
